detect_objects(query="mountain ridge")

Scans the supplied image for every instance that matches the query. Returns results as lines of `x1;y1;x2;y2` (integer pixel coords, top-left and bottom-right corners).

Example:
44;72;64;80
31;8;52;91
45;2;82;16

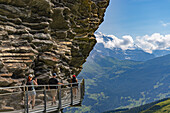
94;32;170;61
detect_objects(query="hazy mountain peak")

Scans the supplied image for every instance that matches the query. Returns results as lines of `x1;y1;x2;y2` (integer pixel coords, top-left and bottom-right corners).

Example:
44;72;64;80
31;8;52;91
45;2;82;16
94;32;170;60
95;32;170;52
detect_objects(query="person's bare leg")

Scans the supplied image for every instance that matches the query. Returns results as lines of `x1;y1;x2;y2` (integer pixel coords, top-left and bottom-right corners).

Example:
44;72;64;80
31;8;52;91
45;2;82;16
54;90;57;105
73;88;76;97
28;96;32;106
75;88;77;97
53;96;56;103
32;95;36;109
51;96;56;105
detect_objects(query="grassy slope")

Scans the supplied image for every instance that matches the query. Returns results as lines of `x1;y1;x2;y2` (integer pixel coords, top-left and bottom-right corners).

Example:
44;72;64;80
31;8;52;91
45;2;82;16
104;98;170;113
141;98;170;113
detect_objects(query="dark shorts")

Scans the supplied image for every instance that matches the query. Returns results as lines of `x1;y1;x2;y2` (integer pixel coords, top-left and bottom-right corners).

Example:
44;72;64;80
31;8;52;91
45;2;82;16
72;84;78;87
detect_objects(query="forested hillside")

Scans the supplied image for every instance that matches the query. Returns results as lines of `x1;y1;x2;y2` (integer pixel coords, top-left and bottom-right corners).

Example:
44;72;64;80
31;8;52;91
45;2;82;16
65;53;170;112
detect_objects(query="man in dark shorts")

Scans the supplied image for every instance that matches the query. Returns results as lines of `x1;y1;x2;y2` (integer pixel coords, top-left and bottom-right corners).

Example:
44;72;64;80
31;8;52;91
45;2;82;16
48;73;62;105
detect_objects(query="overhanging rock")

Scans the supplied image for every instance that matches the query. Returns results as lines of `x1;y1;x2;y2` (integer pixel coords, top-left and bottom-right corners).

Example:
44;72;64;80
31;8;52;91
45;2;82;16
0;0;110;84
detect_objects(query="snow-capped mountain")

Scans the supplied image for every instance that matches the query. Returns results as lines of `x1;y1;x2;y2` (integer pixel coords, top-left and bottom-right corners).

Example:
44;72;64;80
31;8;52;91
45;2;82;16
93;43;155;61
93;32;170;61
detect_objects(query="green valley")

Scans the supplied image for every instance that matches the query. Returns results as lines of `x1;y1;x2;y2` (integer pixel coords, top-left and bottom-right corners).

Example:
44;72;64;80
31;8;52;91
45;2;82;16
65;51;170;113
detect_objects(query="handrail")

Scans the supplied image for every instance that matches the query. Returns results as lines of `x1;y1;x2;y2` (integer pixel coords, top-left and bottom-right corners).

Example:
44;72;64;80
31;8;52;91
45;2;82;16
0;79;83;90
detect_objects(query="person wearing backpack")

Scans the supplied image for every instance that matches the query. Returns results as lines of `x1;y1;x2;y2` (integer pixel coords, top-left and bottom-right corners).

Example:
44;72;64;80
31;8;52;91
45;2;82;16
48;73;63;105
26;74;38;109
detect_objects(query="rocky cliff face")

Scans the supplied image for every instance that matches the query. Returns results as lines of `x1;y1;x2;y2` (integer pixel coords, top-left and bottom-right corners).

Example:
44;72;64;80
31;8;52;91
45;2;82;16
0;0;109;85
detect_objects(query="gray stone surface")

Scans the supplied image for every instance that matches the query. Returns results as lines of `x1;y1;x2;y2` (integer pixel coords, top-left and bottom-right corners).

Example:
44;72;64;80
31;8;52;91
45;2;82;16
0;0;109;84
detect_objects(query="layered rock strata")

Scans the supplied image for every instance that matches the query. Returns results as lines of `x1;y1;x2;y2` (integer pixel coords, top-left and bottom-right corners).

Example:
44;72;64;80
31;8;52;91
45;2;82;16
0;0;109;85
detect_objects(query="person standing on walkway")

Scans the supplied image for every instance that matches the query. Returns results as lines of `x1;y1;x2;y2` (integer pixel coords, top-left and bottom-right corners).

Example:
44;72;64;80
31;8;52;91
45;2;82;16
70;75;78;97
48;73;62;105
26;74;38;109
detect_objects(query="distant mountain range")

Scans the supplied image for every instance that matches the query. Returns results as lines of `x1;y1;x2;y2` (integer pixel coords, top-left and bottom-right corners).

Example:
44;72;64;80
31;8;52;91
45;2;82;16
94;43;155;61
94;32;170;61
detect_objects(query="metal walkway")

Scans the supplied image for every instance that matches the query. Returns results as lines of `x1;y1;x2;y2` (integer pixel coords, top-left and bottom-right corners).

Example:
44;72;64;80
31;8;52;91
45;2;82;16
0;79;85;113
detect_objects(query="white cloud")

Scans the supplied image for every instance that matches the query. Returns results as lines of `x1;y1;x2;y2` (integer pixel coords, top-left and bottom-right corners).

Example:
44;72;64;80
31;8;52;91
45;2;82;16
160;21;170;27
95;32;170;53
135;33;170;53
95;32;134;50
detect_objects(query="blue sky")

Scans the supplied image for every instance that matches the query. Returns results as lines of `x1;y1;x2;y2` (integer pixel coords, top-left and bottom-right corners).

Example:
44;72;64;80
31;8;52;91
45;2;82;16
97;0;170;38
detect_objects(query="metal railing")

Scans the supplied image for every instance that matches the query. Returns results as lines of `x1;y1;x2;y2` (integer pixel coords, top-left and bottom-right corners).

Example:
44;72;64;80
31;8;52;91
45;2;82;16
0;79;85;113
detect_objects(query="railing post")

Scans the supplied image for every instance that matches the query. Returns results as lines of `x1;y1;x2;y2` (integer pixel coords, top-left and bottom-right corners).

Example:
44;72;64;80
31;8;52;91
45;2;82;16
43;86;47;113
26;86;29;113
82;79;85;98
70;84;73;105
80;79;85;101
23;86;26;113
58;86;62;111
80;82;82;102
